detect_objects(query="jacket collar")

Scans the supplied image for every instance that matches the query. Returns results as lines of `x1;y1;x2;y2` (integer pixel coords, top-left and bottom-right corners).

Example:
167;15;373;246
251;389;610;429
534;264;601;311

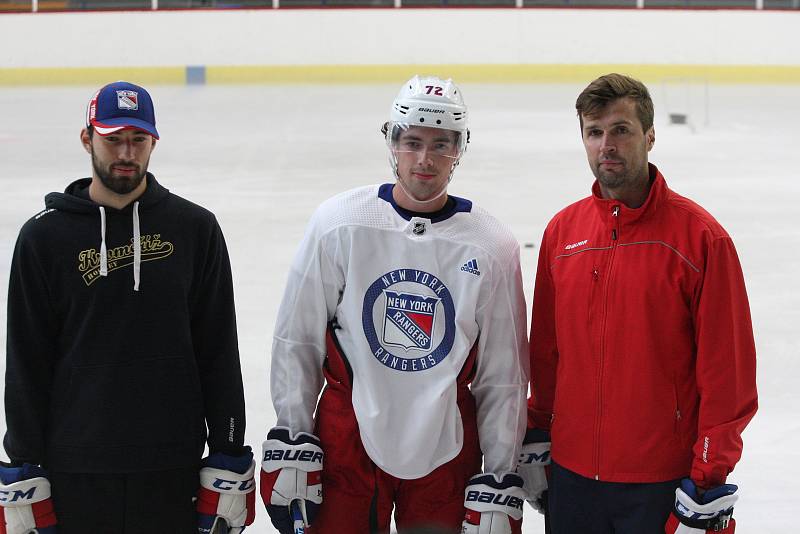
591;163;665;226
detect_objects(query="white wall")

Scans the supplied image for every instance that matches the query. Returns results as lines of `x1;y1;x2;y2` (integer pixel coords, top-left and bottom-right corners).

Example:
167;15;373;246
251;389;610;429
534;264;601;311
1;9;798;68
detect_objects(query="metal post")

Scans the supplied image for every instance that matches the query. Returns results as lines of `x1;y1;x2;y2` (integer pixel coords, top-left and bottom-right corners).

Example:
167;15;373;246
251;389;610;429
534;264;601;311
274;0;280;8
637;0;644;8
755;0;763;8
152;0;158;9
395;0;402;7
32;0;38;12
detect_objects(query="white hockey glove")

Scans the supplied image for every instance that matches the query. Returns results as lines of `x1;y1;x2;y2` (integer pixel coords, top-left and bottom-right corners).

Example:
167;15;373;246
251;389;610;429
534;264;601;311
517;428;551;515
461;473;525;534
260;427;323;534
665;478;738;533
196;446;256;534
0;463;58;534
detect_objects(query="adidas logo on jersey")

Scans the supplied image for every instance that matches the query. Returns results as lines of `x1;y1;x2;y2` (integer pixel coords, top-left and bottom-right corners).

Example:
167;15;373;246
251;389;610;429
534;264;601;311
461;259;481;276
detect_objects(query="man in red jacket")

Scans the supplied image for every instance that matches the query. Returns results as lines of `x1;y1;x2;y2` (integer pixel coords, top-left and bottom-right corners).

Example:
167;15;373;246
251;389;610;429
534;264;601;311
518;73;757;534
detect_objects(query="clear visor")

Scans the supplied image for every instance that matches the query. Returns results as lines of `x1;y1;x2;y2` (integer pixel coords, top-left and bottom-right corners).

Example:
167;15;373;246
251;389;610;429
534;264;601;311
386;122;466;161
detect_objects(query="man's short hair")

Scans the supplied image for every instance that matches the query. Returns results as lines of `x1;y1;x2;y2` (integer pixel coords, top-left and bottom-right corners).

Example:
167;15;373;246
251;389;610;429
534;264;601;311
575;73;654;132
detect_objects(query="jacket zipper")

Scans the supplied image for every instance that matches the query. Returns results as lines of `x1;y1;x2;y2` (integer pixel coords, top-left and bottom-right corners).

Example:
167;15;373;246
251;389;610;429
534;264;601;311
595;204;620;480
673;382;682;434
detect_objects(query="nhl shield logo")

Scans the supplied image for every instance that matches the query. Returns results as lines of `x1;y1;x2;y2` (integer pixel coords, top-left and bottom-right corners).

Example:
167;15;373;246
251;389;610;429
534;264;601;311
383;290;440;350
116;90;139;111
413;221;426;235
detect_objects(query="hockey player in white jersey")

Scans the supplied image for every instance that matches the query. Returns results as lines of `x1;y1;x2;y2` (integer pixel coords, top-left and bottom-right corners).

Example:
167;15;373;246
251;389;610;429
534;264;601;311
260;76;529;534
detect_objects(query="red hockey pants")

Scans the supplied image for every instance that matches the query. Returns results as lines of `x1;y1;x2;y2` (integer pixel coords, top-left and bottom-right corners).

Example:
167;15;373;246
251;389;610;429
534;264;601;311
309;329;482;534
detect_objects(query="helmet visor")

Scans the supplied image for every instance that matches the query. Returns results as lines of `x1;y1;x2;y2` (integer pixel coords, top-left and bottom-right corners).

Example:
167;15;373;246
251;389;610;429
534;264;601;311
386;122;466;161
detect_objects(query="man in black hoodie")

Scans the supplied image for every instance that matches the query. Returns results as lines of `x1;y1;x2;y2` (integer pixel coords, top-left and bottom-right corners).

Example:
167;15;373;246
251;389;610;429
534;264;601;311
0;82;255;534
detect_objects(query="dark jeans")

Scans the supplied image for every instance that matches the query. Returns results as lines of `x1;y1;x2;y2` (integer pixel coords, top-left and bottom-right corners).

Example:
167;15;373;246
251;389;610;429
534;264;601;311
50;466;199;534
548;462;680;534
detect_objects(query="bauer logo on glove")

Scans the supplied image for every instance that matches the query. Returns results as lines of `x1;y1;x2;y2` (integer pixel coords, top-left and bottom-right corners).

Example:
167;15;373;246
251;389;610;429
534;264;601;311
262;449;324;464
465;488;525;511
462;473;525;534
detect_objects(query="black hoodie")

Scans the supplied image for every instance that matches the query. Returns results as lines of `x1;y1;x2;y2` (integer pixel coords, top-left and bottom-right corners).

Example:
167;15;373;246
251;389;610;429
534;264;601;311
4;174;246;473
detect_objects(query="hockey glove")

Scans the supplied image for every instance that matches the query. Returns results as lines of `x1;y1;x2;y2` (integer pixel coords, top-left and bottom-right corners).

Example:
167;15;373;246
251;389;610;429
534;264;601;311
461;472;525;534
517;428;551;514
0;463;57;534
197;446;256;534
665;478;738;533
260;427;323;534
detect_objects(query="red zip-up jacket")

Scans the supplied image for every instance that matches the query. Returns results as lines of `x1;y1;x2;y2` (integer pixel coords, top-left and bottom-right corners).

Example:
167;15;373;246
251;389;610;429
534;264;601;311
528;164;757;487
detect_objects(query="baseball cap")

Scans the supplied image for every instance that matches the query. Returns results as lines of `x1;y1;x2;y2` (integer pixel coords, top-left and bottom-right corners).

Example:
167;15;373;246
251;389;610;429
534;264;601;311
86;81;159;139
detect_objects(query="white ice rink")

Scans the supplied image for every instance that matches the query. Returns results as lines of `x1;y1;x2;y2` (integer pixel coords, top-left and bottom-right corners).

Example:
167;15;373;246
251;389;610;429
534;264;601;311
0;83;797;532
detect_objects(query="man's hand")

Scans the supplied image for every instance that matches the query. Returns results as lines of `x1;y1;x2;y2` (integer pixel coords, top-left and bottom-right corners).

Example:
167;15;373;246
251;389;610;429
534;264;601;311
461;473;525;534
517;429;551;514
665;478;738;533
0;463;57;534
260;427;323;534
197;447;256;533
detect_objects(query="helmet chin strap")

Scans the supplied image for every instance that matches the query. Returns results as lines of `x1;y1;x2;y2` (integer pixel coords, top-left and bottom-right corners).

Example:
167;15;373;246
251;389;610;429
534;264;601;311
392;159;458;206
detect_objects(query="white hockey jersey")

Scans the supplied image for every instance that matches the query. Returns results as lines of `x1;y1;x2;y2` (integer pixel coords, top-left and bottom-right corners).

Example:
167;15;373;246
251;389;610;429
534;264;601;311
270;184;529;479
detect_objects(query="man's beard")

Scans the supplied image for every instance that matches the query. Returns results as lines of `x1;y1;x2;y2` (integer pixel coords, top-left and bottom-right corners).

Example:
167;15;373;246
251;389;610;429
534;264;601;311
592;159;635;191
92;149;148;195
595;169;629;190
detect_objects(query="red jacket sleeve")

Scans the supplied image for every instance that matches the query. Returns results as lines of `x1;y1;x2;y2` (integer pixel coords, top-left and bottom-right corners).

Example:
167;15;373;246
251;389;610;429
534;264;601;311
528;229;558;431
691;235;758;487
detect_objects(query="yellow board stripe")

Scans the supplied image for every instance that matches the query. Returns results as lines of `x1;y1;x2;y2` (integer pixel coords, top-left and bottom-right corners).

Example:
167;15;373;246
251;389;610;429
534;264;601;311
2;64;800;85
207;64;800;84
0;67;186;86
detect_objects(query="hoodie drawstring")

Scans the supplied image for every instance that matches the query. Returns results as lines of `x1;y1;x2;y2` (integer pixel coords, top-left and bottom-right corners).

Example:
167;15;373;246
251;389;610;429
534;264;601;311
97;202;142;291
99;206;108;277
133;201;141;291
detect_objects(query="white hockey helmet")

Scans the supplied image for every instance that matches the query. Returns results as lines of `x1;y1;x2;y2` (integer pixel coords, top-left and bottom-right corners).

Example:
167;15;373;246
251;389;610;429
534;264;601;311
385;76;469;200
390;75;468;134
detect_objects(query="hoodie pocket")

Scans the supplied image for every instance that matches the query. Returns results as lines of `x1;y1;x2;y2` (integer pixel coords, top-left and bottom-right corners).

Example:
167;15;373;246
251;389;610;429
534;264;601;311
57;356;203;449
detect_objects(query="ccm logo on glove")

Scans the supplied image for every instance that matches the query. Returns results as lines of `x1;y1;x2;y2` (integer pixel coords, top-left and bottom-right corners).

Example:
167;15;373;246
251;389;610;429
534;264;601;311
211;477;257;492
0;487;39;503
518;449;550;465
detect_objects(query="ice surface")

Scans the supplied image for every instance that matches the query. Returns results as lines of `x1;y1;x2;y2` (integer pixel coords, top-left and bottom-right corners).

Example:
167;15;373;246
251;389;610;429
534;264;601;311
0;83;797;532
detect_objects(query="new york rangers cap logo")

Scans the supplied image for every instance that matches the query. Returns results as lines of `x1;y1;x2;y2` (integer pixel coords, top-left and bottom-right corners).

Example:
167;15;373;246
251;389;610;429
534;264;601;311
86;81;159;139
362;269;456;373
116;90;139;111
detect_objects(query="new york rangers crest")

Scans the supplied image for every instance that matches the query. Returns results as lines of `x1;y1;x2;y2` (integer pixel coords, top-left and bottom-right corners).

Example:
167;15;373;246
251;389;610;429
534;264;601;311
383;290;440;350
116;90;139;110
363;269;455;372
